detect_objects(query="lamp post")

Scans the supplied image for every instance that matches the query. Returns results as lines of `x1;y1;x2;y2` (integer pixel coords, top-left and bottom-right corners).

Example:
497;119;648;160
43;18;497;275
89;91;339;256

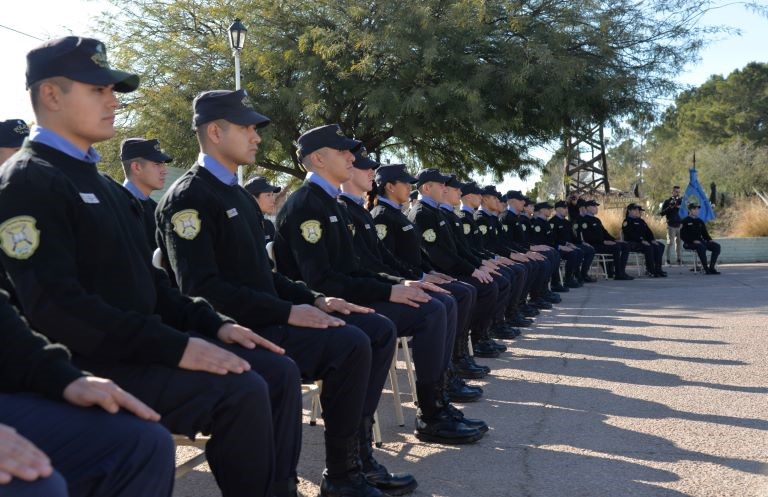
228;18;247;184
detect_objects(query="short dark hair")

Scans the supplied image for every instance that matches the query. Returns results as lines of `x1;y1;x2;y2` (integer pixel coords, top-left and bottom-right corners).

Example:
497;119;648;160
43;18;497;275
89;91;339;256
672;186;681;190
29;77;72;112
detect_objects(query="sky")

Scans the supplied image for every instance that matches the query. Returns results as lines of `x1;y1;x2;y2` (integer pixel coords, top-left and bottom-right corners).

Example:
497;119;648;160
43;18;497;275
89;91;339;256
1;0;766;192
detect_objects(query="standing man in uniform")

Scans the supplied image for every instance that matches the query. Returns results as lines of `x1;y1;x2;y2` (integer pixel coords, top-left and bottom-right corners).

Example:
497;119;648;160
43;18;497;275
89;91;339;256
157;92;409;497
120;138;172;251
660;186;683;265
579;200;634;280
0;36;300;497
622;203;667;277
0;290;175;497
0;119;29;164
275;125;487;446
244;175;281;243
681;202;721;274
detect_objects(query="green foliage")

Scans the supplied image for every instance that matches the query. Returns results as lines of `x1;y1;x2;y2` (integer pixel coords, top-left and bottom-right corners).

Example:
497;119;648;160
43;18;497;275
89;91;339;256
95;0;716;180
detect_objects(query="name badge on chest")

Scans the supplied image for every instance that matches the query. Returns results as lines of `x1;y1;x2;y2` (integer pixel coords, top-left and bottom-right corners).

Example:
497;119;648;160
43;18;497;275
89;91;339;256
330;216;338;223
79;193;100;204
226;208;239;218
402;224;414;231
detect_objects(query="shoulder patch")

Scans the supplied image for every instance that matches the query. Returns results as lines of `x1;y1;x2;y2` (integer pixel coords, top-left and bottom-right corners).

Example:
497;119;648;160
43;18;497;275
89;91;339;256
582;222;588;229
479;225;488;235
463;223;471;235
502;225;508;232
171;209;201;240
0;216;40;260
521;224;527;231
622;221;628;227
534;225;541;232
300;220;323;244
422;228;437;243
375;224;387;240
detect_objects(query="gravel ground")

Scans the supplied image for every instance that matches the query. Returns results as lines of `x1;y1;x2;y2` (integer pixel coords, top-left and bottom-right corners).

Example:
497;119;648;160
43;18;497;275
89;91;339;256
174;263;768;497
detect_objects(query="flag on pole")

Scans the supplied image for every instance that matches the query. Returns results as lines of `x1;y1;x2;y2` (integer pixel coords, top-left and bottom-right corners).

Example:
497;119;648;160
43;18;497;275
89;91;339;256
679;167;716;222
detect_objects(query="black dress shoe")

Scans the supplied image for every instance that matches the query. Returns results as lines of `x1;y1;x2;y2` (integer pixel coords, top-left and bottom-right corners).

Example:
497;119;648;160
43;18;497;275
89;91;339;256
453;357;488;379
490;324;518;339
472;341;501;358
506;315;534;327
565;278;581;288
446;376;483;403
463;354;491;374
550;283;569;292
614;273;634;280
656;271;668;277
529;299;553;310
520;304;540;317
705;267;721;274
487;338;507;353
359;417;418;496
443;403;489;433
581;274;597;283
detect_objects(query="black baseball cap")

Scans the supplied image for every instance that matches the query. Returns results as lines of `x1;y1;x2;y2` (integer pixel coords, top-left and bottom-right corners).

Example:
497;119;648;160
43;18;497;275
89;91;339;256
353;146;379;170
193;89;270;129
415;168;451;187
120;138;173;163
297;124;361;160
26;36;139;92
244;176;281;195
554;200;568;209
409;190;419;200
445;174;462;189
504;190;526;202
460;181;482;196
534;201;554;211
687;202;700;209
0;120;29;148
479;185;502;200
627;203;645;211
376;164;417;185
585;199;600;207
576;198;586;207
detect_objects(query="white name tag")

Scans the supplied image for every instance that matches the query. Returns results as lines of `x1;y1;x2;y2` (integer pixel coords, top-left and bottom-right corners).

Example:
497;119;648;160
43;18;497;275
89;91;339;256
365;224;371;229
226;208;238;218
330;216;338;223
439;220;446;226
79;193;99;204
402;225;414;231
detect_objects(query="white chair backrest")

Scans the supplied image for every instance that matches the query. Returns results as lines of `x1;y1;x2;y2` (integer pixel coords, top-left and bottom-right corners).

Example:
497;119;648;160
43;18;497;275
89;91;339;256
265;241;277;272
152;247;164;270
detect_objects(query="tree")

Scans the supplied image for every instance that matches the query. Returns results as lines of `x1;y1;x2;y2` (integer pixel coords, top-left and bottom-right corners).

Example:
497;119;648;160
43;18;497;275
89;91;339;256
95;0;720;182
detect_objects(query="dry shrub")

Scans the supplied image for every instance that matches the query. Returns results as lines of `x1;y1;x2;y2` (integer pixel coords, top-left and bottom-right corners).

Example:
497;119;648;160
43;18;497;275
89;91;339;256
730;199;768;237
597;208;667;240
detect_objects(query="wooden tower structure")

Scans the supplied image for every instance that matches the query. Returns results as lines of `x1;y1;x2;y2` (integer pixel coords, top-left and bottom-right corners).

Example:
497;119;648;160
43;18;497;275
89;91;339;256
563;123;610;196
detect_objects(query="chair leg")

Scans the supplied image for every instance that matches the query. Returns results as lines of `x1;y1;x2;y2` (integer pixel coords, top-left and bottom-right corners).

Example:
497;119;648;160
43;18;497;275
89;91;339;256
389;355;405;427
309;380;322;426
372;410;383;448
399;337;417;404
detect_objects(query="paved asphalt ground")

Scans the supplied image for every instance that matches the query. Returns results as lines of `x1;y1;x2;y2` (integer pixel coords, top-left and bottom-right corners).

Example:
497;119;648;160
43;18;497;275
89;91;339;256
174;263;768;497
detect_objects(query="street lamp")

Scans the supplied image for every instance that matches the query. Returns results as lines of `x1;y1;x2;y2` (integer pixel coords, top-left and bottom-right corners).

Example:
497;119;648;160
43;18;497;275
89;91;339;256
228;18;247;184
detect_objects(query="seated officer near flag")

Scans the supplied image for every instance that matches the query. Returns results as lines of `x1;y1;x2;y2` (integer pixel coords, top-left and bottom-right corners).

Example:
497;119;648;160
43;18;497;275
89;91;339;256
551;200;596;284
370;166;490;380
0;290;174;497
681;202;721;274
156;93;407;497
0;36;298;497
244;175;281;243
120;138;172;252
275;125;487;446
579;200;633;280
622;203;667;277
0;119;29;164
495;190;562;307
443;180;524;341
339;150;482;403
407;170;506;359
528;202;584;288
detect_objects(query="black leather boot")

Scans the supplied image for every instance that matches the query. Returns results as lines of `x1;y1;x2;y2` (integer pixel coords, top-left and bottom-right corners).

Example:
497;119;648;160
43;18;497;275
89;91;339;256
321;433;382;497
506;311;534;327
445;368;482;403
414;381;484;444
358;417;418;496
275;477;298;497
489;321;518;339
453;354;487;379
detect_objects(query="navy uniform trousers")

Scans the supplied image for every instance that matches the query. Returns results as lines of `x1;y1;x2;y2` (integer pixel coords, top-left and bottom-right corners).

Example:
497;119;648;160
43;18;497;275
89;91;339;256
76;333;302;497
0;394;174;497
574;243;597;277
593;242;630;276
455;276;499;335
684;241;720;268
256;317;396;435
347;298;452;385
627;241;665;273
439;281;477;341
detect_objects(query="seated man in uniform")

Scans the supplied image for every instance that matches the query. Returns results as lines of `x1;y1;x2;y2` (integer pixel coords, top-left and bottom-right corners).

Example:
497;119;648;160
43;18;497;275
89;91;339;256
551;200;596;284
0;36;301;497
275;125;487;447
0;119;29;164
120;138;173;252
579;200;633;280
622;203;667;278
244;175;281;244
0;290;174;497
156;91;411;497
529;202;583;288
681;202;721;274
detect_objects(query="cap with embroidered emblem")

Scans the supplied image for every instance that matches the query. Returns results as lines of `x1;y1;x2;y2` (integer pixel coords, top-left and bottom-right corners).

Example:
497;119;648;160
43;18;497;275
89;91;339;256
460;181;482;196
26;36;139;92
244;176;281;195
534;201;554;211
120;138;173;163
479;185;502;200
503;190;525;202
0;120;29;148
296;124;361;160
376;164;417;185
353;146;379;170
554;200;567;209
415;168;451;187
193;89;270;129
